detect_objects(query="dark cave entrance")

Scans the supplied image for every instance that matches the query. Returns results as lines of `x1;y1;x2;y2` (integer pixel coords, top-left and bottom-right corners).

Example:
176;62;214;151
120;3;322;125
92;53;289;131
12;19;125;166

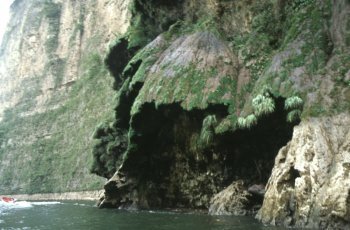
219;97;297;185
121;97;299;210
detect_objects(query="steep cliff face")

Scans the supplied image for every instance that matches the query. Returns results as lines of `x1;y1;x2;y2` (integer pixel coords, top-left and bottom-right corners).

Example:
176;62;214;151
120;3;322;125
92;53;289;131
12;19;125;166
93;0;350;228
256;1;350;228
1;0;349;228
0;0;130;194
257;113;350;229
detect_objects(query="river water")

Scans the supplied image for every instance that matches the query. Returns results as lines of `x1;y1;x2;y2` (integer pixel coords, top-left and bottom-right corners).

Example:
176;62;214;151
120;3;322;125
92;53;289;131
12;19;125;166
0;201;286;230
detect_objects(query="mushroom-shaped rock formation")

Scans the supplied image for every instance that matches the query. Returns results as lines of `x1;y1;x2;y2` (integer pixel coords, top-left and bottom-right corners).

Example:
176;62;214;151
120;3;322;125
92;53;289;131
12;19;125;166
131;31;239;114
98;31;242;209
98;30;295;212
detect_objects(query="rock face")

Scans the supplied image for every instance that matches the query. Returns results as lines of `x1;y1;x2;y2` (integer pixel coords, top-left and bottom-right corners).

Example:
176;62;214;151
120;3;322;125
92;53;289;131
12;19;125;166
1;0;350;228
0;0;130;194
133;31;239;111
94;0;350;228
97;28;296;210
257;113;350;229
209;180;253;216
93;2;300;212
0;0;130;119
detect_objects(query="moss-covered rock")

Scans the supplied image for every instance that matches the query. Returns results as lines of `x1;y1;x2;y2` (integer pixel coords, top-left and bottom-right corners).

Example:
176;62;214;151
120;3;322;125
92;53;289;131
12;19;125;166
93;0;350;228
132;31;239;113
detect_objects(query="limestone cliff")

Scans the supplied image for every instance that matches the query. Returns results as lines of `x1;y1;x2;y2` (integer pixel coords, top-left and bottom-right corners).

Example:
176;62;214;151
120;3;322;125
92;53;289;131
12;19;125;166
0;0;130;194
93;0;349;228
0;0;349;229
257;113;350;229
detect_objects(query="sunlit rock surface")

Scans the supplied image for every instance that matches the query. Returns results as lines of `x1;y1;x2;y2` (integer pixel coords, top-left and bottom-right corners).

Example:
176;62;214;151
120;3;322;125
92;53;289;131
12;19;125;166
258;113;350;229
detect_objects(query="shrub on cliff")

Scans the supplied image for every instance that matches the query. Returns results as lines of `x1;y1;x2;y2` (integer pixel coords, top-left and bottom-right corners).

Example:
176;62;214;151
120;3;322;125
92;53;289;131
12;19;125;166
252;94;275;117
284;96;303;123
284;96;303;110
199;115;217;146
287;109;302;123
237;114;257;129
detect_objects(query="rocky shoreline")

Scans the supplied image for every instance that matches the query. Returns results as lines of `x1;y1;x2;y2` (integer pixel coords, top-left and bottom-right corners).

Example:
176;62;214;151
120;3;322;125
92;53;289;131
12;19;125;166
1;190;104;201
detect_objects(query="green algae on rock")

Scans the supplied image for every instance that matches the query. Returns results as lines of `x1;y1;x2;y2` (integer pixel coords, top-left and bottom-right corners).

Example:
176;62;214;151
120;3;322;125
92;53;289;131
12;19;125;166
132;31;239;113
95;23;298;212
93;1;350;229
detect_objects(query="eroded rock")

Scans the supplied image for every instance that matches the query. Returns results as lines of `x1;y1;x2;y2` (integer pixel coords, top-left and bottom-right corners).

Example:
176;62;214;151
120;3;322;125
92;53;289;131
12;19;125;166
209;180;252;216
248;184;265;197
132;31;239;113
257;113;350;229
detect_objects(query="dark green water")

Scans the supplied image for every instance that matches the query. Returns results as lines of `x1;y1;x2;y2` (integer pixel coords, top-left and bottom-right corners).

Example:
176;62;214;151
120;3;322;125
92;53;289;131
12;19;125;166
0;201;286;230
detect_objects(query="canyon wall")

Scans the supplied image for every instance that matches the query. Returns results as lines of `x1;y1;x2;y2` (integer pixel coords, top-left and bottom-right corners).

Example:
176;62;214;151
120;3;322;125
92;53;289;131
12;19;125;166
0;0;130;194
93;0;350;228
258;113;350;229
0;0;349;229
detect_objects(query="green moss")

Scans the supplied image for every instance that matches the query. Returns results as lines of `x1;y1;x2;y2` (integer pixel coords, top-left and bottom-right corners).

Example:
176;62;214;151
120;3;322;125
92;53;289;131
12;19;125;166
291;0;315;10
82;53;106;78
130;33;241;113
90;36;166;177
283;54;305;69
229;10;277;108
128;46;163;84
127;14;153;49
43;1;62;54
90;0;347;185
303;104;327;117
91;122;126;178
126;0;183;49
282;0;327;47
42;0;61;18
346;19;350;46
332;51;350;82
246;0;337;119
69;10;85;46
0;49;113;194
43;57;66;89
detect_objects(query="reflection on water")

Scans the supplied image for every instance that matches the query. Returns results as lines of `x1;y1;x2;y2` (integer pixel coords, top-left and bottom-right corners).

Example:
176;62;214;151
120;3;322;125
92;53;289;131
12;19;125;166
0;201;286;230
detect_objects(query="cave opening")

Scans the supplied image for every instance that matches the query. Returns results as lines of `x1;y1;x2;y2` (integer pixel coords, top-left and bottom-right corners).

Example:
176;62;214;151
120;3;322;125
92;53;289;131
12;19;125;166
218;97;298;186
118;97;299;210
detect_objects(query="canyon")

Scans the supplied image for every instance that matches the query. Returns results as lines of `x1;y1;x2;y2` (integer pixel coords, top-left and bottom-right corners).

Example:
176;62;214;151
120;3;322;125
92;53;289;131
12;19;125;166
0;0;349;229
